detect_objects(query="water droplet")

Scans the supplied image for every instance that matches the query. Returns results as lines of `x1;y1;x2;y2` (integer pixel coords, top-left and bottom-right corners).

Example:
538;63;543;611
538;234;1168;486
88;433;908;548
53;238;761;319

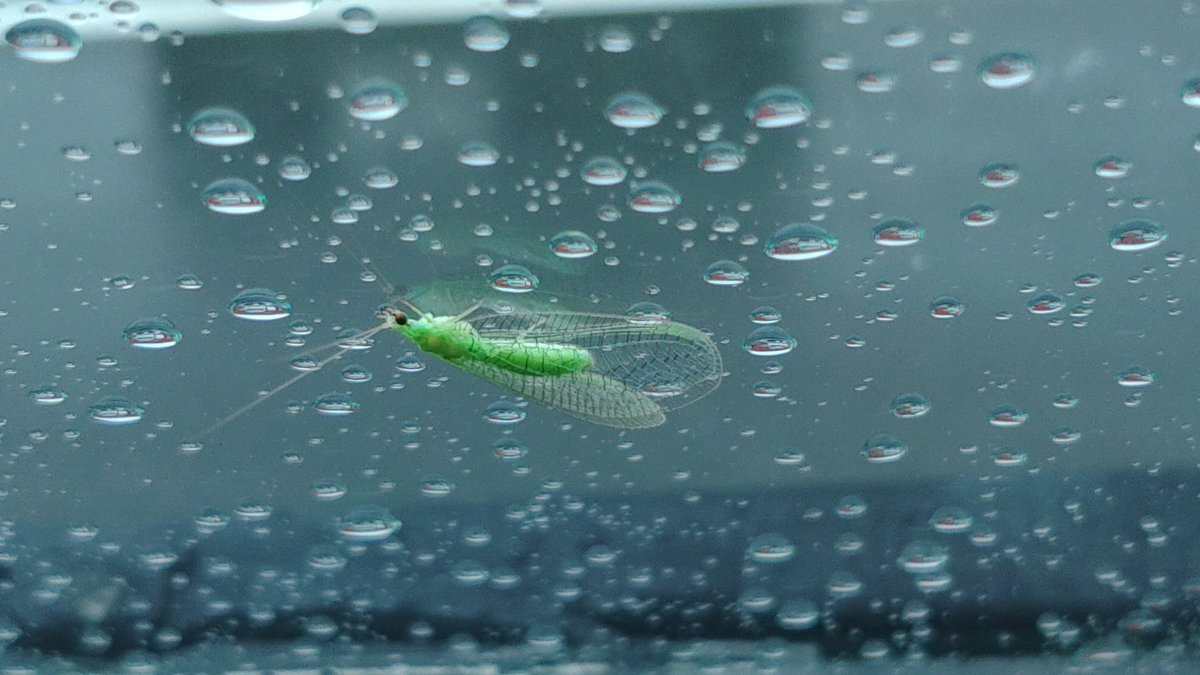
628;181;681;213
980;163;1019;189
489;264;539;293
123;317;182;349
1052;428;1082;445
493;437;528;460
1117;366;1155;388
1110;220;1167;252
764;223;838;261
504;0;543;19
314;392;359;416
1094;156;1131;179
338;506;400;541
857;71;896;93
898;540;949;574
626;302;671;324
599;25;634;53
311;480;347;502
580;156;627;186
863;434;907;463
1073;273;1101;288
30;386;67;405
980;53;1036;89
278;156;311;181
929;296;963;318
484;401;526;424
891;393;930;419
1053;394;1079;409
396;356;426;373
604;92;664;129
214;0;316;21
340;365;372;383
1183;78;1200;107
1027;294;1065;315
698;142;746;172
872;219;923;247
362;166;398;189
458;141;500;167
743;326;796;356
6;19;82;63
348;81;408;121
89;397;145;425
777;599;820;630
703;260;750;286
421;478;456;498
962;204;997;227
930;507;973;533
747;534;796;563
749;306;782;324
988;405;1029;428
548;230;597;259
187;107;254;147
745;86;813;128
228;288;291;321
203;178;266;215
464;17;510;52
339;6;377;35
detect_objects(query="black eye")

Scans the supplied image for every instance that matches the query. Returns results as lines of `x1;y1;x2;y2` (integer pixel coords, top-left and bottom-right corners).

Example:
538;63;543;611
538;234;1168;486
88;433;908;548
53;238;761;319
392;311;408;325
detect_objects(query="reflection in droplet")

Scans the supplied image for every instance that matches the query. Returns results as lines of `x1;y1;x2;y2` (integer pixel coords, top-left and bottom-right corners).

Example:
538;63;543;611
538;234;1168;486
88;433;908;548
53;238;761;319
891;393;930;419
464;17;510;52
743;326;796;356
30;386;67;405
929;297;963;318
339;7;378;35
580;156;627;186
703;260;749;286
278;156;312;181
698;142;747;172
348;82;408;121
313;392;360;416
764;223;838;261
980;163;1019;189
458;141;500;167
628;181;681;213
124;318;182;349
872;219;923;247
6;20;82;63
549;230;597;259
187;107;254;147
1094;156;1131;179
1109;220;1167;252
980;53;1036;89
604;92;664;129
745;86;812;128
489;264;539;293
863;434;907;463
228;288;292;321
203;178;266;215
484;401;526;425
1117;366;1155;388
338;507;400;541
962;204;997;227
89;398;145;425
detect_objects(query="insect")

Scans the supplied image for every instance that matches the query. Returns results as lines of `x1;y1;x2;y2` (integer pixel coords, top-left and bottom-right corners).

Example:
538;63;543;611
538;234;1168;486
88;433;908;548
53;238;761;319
385;299;722;429
205;293;722;434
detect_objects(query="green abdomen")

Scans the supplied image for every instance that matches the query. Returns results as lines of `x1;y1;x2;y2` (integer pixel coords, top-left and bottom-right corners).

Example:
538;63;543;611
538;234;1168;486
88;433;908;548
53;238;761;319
472;339;593;376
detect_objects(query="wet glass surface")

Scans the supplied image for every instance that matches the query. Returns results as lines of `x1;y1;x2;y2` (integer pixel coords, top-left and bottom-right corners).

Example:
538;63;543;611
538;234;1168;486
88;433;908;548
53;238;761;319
1;0;1199;669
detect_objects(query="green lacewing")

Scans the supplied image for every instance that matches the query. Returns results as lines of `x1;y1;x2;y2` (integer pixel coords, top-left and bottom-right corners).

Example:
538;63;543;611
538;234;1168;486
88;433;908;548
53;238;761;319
205;298;722;434
388;300;722;429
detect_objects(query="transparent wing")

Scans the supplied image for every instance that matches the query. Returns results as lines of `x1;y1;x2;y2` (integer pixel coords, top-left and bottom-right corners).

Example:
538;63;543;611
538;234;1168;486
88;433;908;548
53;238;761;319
464;312;723;412
445;356;667;429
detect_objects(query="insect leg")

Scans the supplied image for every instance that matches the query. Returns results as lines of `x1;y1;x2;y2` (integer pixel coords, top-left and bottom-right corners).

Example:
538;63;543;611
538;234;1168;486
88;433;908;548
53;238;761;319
452;300;486;321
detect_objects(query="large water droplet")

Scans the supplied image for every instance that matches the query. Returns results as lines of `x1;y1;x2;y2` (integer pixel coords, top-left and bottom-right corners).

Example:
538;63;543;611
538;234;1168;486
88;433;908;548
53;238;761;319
1109;220;1167;252
549;230;597;259
203;178;266;215
980;53;1036;89
464;17;510;52
227;288;292;321
703;260;750;286
764;223;838;261
89;397;145;425
187;107;254;147
743;326;796;356
580;156;627;186
745;86;812;128
489;264;539;293
348;81;408;121
604;92;664;129
313;392;360;416
628;181;681;213
337;506;400;541
123;318;182;349
872;219;923;247
6;20;82;63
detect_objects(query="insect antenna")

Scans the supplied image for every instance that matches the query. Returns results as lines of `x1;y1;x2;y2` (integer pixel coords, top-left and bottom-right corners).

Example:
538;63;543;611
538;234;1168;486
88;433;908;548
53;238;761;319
198;320;393;438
